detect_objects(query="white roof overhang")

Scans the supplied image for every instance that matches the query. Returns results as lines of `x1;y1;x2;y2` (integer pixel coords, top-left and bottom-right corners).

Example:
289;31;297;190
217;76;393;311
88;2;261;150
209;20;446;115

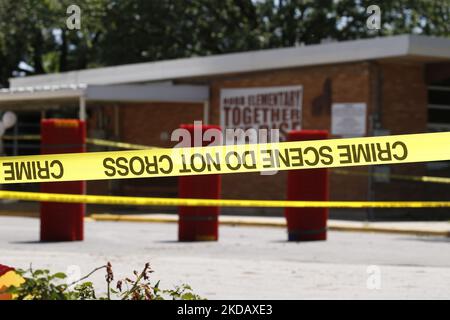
8;35;450;88
0;83;209;110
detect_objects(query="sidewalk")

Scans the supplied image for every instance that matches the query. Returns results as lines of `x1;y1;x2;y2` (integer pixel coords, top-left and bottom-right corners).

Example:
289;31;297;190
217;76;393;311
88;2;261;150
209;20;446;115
90;213;450;237
0;210;448;237
2;215;450;299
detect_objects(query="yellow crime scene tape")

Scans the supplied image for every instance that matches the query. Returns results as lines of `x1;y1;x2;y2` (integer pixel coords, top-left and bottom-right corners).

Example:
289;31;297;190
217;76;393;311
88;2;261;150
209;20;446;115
85;138;154;150
5;134;450;185
0;131;449;184
333;169;450;185
2;134;41;141
0;190;449;208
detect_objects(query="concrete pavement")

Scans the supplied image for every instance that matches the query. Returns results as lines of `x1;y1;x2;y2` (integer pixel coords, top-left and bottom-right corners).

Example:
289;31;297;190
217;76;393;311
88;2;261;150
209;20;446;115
1;216;449;299
1;209;449;237
90;213;450;237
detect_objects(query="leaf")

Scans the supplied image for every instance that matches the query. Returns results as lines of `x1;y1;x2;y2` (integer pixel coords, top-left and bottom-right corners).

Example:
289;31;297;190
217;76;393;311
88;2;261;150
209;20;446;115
33;270;45;276
51;272;67;279
182;284;192;290
181;292;195;300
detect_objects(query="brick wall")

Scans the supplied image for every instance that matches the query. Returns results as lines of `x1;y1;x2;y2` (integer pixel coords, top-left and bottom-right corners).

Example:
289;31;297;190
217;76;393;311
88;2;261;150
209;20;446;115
87;102;204;198
120;102;205;197
372;61;428;203
379;61;427;135
209;62;372;208
85;60;438;218
119;102;204;148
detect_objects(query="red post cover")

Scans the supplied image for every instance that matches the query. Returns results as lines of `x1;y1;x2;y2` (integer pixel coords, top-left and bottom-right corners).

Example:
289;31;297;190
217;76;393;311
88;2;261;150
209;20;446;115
285;130;329;241
178;124;221;241
40;119;86;241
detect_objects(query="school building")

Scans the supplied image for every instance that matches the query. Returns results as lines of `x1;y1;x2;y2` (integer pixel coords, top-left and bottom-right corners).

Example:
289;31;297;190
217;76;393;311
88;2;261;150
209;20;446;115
1;34;450;219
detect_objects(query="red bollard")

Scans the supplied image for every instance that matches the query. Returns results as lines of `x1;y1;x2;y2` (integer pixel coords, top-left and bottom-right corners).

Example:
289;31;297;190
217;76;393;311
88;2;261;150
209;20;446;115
178;124;221;241
285;130;329;241
40;119;86;241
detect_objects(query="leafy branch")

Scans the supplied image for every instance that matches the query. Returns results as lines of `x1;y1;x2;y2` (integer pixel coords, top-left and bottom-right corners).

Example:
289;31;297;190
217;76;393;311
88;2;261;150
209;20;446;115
6;262;203;300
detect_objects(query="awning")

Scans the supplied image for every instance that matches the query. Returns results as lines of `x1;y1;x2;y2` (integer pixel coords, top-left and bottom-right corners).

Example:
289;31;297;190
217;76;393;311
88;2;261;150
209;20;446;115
0;83;210;120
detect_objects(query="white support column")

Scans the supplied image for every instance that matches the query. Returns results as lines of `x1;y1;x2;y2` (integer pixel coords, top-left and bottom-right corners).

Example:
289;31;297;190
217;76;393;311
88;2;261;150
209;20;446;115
203;100;210;125
79;95;86;121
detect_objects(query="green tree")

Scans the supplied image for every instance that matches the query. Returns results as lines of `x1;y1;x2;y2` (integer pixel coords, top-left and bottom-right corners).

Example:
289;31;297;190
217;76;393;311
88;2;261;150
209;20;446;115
0;0;448;87
0;0;106;86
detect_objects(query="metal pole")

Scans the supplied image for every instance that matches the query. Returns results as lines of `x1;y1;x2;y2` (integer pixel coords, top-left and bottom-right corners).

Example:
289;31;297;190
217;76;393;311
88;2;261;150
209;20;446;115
13;122;18;156
367;61;384;222
79;95;86;121
203;101;209;125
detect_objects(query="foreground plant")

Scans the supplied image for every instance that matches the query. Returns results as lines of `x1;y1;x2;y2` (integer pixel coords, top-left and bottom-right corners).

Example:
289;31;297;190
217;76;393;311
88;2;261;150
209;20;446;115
7;262;203;300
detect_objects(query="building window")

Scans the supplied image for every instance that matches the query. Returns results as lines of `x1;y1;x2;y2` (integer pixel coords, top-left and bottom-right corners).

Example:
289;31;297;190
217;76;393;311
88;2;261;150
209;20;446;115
428;86;450;132
427;85;450;171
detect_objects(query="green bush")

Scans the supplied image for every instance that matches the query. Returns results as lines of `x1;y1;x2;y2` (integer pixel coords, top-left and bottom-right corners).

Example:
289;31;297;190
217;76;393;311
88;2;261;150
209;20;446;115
7;262;204;300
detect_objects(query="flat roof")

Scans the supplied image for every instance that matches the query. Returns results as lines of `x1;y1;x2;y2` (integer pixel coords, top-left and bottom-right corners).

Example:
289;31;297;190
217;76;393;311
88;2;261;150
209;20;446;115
9;34;450;88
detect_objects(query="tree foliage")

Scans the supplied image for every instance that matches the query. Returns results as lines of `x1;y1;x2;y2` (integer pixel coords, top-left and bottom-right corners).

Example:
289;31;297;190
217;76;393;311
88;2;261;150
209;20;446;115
0;0;448;86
